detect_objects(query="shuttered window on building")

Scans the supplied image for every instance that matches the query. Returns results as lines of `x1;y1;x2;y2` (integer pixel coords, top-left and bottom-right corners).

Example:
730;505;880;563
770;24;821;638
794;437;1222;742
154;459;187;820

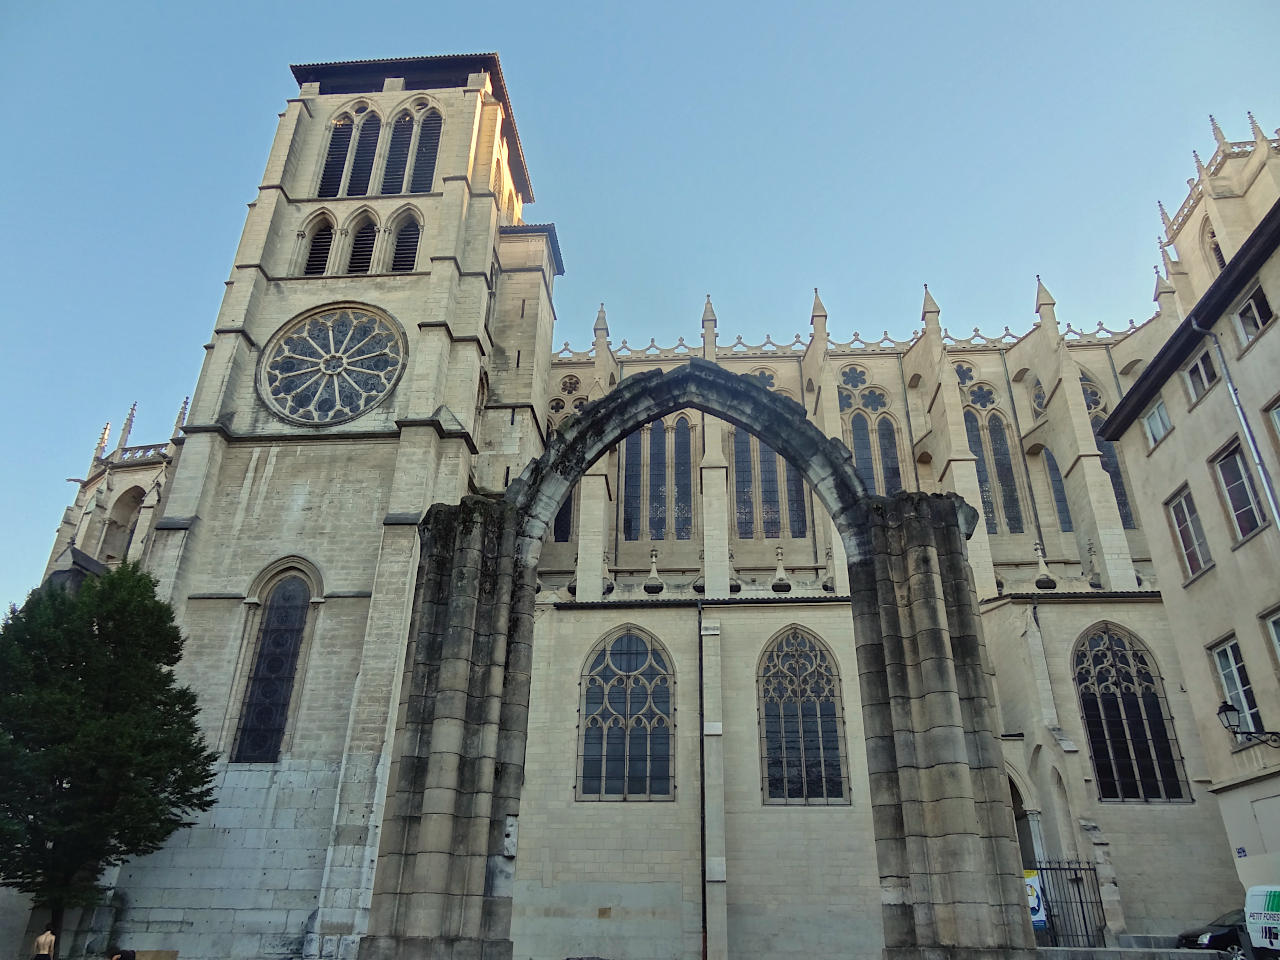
346;114;382;197
380;113;414;194
318;117;353;198
391;221;420;272
303;223;333;275
346;221;376;274
409;112;443;193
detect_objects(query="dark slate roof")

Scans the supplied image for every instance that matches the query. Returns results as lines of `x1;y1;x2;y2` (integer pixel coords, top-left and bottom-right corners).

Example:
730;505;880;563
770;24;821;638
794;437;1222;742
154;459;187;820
1099;197;1280;441
290;53;534;202
500;223;564;276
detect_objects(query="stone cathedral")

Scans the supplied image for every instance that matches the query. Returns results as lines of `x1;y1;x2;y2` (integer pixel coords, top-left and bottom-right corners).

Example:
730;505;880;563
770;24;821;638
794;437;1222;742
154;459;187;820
20;53;1261;960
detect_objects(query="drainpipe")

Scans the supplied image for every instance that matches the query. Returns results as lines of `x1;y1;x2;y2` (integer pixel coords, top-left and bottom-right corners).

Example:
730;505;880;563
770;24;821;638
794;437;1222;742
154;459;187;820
1188;319;1280;522
696;598;708;960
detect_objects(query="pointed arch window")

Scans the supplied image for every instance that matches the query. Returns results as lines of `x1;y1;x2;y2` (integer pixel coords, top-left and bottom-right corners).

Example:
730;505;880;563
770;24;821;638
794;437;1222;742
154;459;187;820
380;113;414;195
578;630;674;800
390;219;420;272
850;412;876;494
1092;417;1136;528
987;414;1024;534
346;220;376;274
877;418;903;495
758;627;848;804
623;430;643;542
734;427;754;538
759;441;782;539
409;110;443;194
673;418;693;540
233;575;313;763
649;421;667;540
303;221;334;276
964;409;998;534
553;486;574;543
1043;448;1073;532
1073;625;1187;801
318;115;354;198
346;113;382;197
785;460;807;538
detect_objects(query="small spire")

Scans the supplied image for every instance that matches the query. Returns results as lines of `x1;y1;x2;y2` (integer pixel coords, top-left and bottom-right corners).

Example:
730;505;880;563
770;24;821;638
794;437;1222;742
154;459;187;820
702;294;717;323
1034;275;1056;312
810;287;827;319
1193;149;1207;178
1158;200;1171;231
116;402;137;450
1209;114;1226;147
593;301;609;336
1249;111;1267;143
92;421;110;465
920;284;940;329
172;396;190;437
1160;237;1175;272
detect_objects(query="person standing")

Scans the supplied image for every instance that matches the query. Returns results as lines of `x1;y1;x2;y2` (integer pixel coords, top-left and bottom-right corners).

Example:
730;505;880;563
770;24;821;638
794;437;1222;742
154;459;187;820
33;923;55;960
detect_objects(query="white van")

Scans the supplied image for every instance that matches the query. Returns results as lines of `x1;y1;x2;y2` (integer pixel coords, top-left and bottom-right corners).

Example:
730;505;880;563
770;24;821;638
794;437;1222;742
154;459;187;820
1246;886;1280;960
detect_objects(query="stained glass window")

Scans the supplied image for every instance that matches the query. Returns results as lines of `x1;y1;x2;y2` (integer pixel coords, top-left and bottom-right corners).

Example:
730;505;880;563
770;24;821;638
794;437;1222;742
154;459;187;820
955;364;974;385
1031;378;1047;419
649;421;667;540
758;628;847;803
623;431;642;541
842;367;867;388
579;632;674;800
964;410;997;534
988;414;1024;533
759;441;782;539
1044;448;1073;532
850;413;876;495
674;418;693;540
785;459;807;538
861;390;887;411
734;428;754;537
260;307;406;425
838;389;853;412
970;385;996;409
553;487;573;543
1092;417;1136;529
877;418;902;495
1073;626;1187;801
233;576;311;763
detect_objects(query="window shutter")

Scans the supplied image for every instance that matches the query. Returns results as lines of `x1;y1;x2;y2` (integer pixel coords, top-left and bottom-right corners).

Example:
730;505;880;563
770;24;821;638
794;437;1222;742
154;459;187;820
346;222;376;274
380;114;413;194
390;220;420;272
409;112;443;193
303;223;333;275
346;115;382;197
318;117;353;198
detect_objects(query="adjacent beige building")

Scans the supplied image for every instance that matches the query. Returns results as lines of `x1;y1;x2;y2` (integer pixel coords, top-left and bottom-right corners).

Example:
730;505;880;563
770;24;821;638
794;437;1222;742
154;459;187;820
13;56;1269;960
1101;115;1280;890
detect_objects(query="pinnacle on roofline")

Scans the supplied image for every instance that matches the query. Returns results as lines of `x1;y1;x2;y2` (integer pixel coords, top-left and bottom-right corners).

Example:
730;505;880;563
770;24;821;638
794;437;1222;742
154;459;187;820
702;294;717;323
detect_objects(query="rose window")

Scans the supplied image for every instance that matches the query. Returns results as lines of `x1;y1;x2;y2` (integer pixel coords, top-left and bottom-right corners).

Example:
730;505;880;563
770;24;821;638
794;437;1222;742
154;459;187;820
861;390;887;411
969;385;996;409
561;375;580;395
260;307;406;425
841;367;867;388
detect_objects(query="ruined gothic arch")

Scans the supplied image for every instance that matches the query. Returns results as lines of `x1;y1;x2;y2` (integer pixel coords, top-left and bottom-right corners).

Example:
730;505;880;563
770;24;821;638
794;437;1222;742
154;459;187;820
368;357;1032;960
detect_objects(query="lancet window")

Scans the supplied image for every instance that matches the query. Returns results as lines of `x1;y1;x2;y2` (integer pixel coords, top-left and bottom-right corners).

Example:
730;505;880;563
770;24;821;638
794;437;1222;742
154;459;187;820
390;219;420;272
303;219;334;276
757;627;848;804
318;108;384;199
578;630;674;800
553;486;575;543
318;102;445;200
964;409;998;534
346;218;377;274
962;401;1025;535
730;428;809;541
1092;416;1136;529
233;573;315;763
1072;624;1187;801
1042;448;1073;532
620;417;698;543
845;410;904;496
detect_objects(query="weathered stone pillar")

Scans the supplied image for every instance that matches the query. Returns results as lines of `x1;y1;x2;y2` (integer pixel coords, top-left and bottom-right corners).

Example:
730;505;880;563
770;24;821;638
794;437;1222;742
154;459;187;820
847;491;1034;960
362;497;518;960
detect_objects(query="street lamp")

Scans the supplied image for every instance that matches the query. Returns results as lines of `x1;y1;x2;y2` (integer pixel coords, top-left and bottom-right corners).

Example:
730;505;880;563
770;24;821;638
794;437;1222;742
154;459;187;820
1216;701;1280;748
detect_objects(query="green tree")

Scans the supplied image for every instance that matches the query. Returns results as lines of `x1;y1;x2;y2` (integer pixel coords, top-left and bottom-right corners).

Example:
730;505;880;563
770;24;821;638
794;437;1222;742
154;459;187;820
0;563;218;937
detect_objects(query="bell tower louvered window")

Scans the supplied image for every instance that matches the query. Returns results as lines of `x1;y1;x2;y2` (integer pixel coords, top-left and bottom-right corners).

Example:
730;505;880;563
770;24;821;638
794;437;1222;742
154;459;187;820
233;575;312;763
409;111;443;193
346;221;376;274
578;631;674;800
303;222;333;276
1073;625;1187;801
346;114;382;197
390;220;420;272
758;627;848;804
318;116;354;198
380;114;414;195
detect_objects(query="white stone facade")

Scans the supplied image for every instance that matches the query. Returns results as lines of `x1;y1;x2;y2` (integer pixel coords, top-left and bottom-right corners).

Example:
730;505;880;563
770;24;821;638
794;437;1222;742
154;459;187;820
11;57;1263;960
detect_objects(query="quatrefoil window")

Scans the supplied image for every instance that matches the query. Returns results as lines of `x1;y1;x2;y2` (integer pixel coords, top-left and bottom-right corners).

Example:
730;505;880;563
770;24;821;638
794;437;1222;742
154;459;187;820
969;385;996;409
549;398;566;413
838;389;853;412
955;364;974;384
259;307;406;425
841;367;867;388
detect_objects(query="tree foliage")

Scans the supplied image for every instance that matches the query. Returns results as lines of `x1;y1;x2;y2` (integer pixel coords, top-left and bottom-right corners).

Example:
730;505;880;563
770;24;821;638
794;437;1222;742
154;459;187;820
0;563;218;909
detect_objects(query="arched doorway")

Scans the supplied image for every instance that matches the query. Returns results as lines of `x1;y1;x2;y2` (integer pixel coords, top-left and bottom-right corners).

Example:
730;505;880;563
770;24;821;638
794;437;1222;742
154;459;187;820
361;359;1034;960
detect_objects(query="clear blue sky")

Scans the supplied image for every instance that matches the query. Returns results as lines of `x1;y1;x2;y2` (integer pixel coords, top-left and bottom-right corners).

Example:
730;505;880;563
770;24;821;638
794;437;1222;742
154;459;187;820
1;0;1275;607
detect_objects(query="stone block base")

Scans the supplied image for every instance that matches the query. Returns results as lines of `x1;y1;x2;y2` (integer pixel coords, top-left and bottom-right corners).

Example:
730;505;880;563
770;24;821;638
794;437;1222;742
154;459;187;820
357;936;513;960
